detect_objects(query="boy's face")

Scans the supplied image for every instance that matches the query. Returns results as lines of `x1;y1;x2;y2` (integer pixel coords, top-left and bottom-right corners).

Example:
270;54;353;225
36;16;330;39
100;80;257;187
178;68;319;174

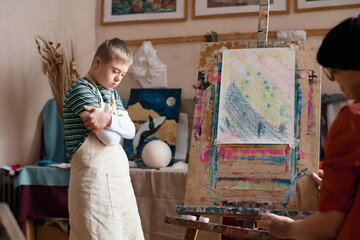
93;57;130;90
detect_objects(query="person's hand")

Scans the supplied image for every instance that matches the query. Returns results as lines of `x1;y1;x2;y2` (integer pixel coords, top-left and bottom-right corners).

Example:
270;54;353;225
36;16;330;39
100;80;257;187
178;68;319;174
259;213;294;239
311;169;324;189
82;106;111;132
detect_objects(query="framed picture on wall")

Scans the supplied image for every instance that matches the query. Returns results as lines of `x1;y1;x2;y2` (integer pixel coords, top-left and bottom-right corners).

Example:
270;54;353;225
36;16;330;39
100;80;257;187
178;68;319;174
102;0;187;24
295;0;360;12
192;0;289;19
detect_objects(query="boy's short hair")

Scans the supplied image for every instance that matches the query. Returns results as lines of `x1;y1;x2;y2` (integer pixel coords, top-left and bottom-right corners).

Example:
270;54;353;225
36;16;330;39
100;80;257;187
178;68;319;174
317;16;360;70
95;38;133;65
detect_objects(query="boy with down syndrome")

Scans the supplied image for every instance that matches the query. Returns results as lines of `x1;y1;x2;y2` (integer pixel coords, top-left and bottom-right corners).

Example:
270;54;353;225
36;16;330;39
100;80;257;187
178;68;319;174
63;38;144;239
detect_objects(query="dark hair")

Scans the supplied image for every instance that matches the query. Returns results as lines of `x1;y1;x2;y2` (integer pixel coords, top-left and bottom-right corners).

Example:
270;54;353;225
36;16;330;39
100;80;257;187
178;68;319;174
317;16;360;70
95;38;133;64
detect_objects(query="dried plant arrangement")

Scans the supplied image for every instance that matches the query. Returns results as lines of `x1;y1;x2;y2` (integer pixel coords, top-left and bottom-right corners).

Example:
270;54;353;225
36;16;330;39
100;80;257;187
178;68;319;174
35;36;79;120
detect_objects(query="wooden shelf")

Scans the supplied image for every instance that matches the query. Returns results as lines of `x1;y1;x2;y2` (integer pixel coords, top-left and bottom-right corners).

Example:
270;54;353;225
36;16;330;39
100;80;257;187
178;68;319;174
126;28;330;46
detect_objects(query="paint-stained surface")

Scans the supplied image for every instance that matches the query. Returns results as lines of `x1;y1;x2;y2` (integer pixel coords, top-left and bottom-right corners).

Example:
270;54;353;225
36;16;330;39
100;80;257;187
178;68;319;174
185;41;321;211
165;216;274;240
175;205;313;218
217;48;295;144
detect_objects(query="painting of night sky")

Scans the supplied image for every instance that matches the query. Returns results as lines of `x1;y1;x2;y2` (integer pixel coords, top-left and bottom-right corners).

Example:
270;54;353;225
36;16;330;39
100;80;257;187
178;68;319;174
123;88;181;160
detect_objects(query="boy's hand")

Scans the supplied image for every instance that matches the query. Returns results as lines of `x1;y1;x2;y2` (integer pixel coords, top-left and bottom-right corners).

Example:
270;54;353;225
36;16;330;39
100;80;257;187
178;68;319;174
311;169;324;189
82;106;111;132
259;213;294;239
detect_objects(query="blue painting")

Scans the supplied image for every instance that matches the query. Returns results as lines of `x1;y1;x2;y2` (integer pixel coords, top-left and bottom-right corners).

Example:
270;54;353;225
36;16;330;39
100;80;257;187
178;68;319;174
123;88;181;160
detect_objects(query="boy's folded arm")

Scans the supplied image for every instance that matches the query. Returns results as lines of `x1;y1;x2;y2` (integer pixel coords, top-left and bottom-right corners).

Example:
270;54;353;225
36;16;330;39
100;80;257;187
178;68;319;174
79;111;121;145
107;110;136;139
81;106;112;132
94;129;121;145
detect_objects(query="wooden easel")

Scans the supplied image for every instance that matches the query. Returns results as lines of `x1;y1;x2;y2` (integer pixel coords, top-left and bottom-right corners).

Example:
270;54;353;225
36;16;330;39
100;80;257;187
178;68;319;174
165;1;321;239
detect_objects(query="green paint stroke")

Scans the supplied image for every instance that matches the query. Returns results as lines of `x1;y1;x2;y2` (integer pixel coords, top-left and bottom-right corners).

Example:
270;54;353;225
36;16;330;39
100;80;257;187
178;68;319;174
279;123;286;133
280;105;286;117
233;180;289;190
257;122;266;137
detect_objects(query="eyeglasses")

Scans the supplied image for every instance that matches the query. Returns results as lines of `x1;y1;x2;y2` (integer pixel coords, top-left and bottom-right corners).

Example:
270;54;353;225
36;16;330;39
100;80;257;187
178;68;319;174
323;68;337;81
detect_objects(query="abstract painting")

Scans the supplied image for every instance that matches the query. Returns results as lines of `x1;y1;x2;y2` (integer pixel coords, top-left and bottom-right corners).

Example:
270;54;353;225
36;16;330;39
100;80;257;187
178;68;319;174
193;0;288;19
123;88;181;160
295;0;360;12
207;0;274;8
217;48;296;144
112;0;177;15
102;0;187;24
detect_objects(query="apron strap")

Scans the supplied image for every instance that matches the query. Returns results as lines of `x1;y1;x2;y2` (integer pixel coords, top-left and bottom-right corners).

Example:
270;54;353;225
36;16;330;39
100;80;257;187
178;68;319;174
85;73;117;112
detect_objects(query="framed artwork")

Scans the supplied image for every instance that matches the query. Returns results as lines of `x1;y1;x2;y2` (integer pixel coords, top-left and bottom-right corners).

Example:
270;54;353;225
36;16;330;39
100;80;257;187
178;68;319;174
102;0;187;25
123;88;182;161
192;0;289;19
295;0;360;12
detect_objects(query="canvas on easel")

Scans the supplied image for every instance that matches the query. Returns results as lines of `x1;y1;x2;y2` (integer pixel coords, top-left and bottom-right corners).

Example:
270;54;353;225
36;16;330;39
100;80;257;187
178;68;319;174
165;40;321;240
185;40;321;212
165;1;321;239
164;40;321;240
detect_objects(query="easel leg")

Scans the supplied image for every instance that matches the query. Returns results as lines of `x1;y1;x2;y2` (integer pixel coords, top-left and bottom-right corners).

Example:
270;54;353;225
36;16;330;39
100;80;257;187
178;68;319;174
25;219;35;240
184;228;198;240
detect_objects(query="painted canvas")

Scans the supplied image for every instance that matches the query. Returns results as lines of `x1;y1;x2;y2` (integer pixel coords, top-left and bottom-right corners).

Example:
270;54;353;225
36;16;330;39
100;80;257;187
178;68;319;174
102;0;186;24
207;0;274;7
193;0;288;19
217;48;296;145
123;88;181;160
185;41;321;211
111;0;177;15
295;0;360;12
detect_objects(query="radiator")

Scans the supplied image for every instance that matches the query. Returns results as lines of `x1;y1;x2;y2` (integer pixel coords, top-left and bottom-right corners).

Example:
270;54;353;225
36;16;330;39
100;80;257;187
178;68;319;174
0;169;19;216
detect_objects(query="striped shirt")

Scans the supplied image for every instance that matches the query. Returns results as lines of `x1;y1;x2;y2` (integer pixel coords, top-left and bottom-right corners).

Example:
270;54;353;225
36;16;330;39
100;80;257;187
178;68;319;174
63;77;124;160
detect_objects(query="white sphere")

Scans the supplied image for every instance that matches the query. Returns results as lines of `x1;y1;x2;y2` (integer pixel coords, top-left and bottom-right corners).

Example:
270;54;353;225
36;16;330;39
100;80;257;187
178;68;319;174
142;140;172;168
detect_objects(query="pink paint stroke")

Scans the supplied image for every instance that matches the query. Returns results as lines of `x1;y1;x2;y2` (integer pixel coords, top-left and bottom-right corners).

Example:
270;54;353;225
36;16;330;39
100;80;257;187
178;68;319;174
298;151;308;160
306;72;315;133
285;145;289;174
200;145;212;162
218;148;286;158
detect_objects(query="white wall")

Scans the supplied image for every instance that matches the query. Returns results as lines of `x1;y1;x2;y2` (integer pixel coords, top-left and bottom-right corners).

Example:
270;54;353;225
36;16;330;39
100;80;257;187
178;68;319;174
95;1;360;99
1;0;359;166
0;0;96;166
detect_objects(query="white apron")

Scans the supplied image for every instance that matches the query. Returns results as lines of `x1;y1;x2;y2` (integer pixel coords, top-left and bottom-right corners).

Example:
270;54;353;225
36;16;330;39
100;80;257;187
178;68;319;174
68;84;144;240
